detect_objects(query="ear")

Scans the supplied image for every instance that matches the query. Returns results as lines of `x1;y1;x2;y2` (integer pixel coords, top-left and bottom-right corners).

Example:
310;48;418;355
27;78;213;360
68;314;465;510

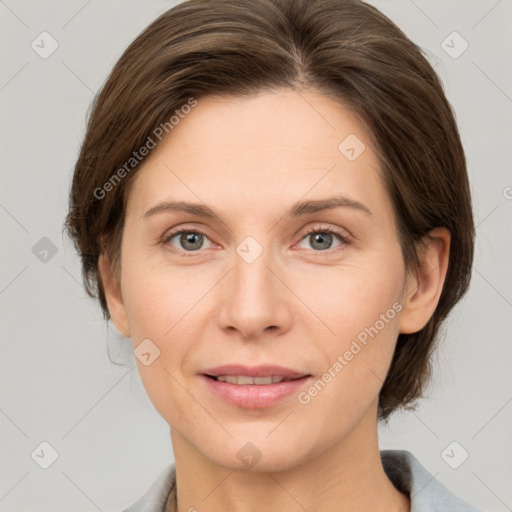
398;227;451;334
97;250;131;338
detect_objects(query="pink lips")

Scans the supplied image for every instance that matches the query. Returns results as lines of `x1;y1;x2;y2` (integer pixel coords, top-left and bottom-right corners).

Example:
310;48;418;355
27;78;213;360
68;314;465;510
200;364;312;409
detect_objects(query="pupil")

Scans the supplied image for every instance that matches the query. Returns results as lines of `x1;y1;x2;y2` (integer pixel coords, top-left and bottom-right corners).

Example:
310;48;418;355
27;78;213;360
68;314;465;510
312;232;332;250
182;232;202;250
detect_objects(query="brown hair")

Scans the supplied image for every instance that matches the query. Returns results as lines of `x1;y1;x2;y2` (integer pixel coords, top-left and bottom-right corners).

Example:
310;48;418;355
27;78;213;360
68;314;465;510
64;0;475;420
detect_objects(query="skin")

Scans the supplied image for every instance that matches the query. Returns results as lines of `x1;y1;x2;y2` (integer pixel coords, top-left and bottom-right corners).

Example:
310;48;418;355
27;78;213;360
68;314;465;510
99;88;450;512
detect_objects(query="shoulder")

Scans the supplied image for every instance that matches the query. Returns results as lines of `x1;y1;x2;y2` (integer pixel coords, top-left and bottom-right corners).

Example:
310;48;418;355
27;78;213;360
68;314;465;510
381;449;483;512
121;463;176;512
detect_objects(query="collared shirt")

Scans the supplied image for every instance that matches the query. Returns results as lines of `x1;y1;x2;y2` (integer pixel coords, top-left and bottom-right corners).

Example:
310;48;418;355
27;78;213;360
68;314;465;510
122;449;483;511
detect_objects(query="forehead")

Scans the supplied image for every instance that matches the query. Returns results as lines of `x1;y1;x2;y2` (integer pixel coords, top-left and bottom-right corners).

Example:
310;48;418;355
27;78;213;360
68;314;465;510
125;88;387;222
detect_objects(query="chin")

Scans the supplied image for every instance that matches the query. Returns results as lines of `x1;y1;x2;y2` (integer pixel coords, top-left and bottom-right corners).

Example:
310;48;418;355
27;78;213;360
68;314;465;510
201;434;316;474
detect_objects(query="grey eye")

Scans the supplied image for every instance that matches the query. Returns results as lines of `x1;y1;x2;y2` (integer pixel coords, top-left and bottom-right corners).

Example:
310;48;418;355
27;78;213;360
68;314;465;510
165;230;213;252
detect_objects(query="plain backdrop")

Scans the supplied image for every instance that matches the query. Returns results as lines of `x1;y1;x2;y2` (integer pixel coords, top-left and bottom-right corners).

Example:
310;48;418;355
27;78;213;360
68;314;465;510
1;1;511;511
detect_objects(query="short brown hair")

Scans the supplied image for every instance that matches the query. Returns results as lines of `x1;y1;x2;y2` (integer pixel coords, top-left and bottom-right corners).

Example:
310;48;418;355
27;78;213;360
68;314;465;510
64;0;475;420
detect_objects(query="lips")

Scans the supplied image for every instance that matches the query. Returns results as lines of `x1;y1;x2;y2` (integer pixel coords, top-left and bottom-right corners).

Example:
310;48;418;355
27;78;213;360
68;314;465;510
202;364;310;380
200;364;313;408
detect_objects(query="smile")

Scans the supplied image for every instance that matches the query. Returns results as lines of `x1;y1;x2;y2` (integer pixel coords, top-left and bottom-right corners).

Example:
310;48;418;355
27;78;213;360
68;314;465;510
208;375;303;385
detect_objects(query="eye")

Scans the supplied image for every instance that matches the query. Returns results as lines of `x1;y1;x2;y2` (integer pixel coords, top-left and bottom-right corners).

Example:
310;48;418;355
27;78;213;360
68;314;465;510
162;228;213;253
297;226;350;252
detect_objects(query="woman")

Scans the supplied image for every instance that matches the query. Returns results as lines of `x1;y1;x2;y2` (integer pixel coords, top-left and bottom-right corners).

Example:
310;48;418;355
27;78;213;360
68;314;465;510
64;0;482;510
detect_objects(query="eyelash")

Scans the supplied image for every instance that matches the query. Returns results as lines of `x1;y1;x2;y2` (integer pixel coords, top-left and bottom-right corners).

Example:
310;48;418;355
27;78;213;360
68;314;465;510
161;225;351;256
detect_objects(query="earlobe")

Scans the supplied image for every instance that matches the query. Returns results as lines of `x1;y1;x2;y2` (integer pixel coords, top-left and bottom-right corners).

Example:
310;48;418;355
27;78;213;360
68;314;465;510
398;227;451;334
97;250;131;338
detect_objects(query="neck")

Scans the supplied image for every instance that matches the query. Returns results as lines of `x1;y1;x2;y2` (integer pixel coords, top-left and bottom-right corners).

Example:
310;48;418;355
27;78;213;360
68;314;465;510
169;406;410;512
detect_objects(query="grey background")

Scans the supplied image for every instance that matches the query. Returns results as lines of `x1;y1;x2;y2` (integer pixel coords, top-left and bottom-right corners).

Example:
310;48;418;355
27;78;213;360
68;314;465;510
0;0;511;511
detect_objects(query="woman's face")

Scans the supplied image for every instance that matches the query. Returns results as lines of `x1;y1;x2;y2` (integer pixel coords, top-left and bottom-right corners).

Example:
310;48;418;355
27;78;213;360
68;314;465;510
103;88;414;471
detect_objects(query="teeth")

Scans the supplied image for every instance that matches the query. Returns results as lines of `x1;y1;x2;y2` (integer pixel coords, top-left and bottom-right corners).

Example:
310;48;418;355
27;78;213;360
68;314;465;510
215;375;289;385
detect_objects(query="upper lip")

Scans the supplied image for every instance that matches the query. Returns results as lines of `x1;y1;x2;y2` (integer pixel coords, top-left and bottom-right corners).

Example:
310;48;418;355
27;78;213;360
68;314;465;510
202;364;310;379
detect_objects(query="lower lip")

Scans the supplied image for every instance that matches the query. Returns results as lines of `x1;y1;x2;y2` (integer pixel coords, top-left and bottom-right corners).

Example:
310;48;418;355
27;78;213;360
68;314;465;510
200;375;312;409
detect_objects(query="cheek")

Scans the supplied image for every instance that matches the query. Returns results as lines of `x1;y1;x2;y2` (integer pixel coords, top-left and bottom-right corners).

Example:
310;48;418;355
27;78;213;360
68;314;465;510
295;279;402;433
294;255;404;342
120;248;203;339
121;263;198;423
292;256;404;403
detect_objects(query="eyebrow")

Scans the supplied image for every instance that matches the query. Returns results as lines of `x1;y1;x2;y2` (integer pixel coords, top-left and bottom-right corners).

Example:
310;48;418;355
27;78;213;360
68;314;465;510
142;195;372;222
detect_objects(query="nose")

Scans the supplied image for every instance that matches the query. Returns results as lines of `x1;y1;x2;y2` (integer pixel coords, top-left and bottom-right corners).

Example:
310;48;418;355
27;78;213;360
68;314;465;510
217;243;292;340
